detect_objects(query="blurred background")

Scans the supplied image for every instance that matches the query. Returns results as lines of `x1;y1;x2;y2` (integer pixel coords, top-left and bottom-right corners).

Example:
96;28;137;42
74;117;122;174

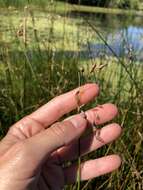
0;0;143;189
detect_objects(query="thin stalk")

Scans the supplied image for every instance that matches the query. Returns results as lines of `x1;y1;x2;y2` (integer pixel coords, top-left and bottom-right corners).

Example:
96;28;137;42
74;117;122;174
72;4;141;94
76;71;82;190
75;4;82;187
23;7;28;112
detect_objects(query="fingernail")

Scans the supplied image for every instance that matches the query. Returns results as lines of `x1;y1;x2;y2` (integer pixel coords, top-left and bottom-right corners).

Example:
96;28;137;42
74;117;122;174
70;116;86;128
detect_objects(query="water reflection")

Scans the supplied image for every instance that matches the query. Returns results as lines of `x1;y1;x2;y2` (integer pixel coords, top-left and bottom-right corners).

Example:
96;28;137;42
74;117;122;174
71;11;143;61
88;26;143;61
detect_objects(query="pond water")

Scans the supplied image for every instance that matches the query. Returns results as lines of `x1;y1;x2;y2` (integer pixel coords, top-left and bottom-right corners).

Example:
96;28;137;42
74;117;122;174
71;11;143;61
1;8;143;63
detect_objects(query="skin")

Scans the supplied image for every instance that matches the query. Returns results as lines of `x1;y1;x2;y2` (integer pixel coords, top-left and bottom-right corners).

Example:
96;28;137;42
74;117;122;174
0;83;122;190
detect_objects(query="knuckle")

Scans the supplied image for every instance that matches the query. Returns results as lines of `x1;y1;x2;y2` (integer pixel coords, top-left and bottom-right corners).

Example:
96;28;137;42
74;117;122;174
8;125;16;134
50;122;66;146
49;121;71;146
8;116;44;139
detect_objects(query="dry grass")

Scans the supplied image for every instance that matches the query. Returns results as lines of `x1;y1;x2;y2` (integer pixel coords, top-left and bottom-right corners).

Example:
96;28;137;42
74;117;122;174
0;2;143;190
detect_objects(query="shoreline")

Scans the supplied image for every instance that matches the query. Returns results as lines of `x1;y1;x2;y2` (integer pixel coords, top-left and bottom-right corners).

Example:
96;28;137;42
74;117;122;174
1;2;143;17
65;3;143;17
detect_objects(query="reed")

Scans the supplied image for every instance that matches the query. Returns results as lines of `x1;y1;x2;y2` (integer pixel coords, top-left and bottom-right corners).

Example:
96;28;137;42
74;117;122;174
0;2;143;190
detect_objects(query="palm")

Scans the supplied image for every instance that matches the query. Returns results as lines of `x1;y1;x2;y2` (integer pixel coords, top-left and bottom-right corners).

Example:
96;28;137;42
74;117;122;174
36;158;64;189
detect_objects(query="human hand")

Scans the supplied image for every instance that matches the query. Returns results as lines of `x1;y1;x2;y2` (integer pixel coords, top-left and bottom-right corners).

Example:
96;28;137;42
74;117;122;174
0;84;122;190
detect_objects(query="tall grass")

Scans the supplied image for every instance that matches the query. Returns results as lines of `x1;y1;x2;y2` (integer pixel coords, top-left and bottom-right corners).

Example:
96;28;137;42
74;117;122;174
0;2;143;190
0;0;49;8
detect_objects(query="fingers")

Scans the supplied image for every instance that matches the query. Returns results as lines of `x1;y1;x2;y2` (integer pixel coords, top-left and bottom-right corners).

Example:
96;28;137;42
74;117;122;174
65;103;118;127
56;123;122;162
50;103;119;163
85;103;118;125
9;102;119;167
0;117;45;155
25;115;87;164
29;83;99;128
6;83;99;143
8;102;117;142
64;155;121;184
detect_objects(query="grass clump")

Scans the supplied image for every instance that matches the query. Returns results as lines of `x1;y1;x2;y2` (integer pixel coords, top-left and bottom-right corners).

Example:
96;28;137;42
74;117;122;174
0;2;143;190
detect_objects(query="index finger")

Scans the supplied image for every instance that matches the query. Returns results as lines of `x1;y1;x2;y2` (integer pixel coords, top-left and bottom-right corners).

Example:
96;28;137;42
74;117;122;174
29;83;99;128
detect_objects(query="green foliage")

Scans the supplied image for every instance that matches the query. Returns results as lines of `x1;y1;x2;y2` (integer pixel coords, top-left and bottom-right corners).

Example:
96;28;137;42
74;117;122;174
0;48;79;134
67;0;141;9
116;0;140;9
0;0;49;8
0;2;143;189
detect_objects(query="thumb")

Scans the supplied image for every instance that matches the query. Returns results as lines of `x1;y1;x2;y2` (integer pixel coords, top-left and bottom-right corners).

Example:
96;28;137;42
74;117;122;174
25;115;87;163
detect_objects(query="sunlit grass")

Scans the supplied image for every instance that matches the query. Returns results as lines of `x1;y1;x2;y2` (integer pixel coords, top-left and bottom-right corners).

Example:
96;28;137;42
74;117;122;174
0;2;143;190
0;7;100;51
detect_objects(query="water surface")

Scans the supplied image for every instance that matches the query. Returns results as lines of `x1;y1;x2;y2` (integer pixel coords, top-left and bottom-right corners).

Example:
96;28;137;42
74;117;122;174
71;11;143;61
